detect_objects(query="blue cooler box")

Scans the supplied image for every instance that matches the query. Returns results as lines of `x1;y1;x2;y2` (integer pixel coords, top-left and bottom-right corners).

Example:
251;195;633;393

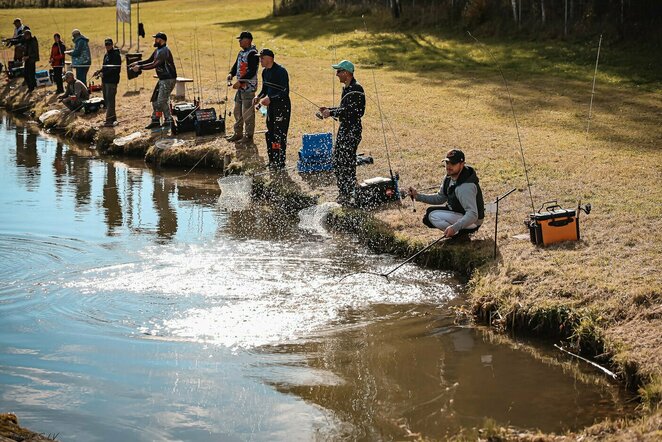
297;132;333;173
35;70;52;87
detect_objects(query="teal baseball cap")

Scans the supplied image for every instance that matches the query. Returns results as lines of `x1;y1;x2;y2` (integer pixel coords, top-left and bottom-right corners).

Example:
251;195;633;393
331;60;354;73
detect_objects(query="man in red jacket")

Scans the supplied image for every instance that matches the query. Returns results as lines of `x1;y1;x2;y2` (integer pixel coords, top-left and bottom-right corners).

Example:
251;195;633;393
49;33;66;94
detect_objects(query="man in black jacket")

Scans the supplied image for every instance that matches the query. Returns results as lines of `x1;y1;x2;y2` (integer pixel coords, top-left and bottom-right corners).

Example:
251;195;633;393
22;29;38;93
94;38;121;127
129;32;178;129
253;48;290;170
318;60;366;205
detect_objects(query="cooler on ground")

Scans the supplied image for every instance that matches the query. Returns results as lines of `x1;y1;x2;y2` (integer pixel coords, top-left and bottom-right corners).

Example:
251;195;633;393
526;201;580;246
194;107;225;136
355;176;400;209
297;132;333;173
35;69;52;86
172;102;197;134
83;97;105;114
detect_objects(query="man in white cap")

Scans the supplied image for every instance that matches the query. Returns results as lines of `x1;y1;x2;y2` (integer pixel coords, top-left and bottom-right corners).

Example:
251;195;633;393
318;60;366;206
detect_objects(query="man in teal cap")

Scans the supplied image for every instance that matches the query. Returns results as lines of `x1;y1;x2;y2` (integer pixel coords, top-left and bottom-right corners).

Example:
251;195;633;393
318;60;366;206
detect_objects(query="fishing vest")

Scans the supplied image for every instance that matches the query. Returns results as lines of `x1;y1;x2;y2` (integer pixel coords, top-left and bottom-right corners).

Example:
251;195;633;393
235;45;258;92
155;45;177;80
442;165;485;220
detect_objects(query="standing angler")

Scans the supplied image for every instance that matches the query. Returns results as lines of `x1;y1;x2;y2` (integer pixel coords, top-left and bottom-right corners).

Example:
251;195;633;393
253;48;290;170
68;29;91;86
226;31;259;144
129;32;178;130
50;33;66;94
93;38;121;127
21;29;38;93
318;60;366;206
408;149;484;240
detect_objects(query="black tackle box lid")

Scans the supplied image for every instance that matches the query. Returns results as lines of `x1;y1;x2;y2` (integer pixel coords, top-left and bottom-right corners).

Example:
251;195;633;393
530;207;576;221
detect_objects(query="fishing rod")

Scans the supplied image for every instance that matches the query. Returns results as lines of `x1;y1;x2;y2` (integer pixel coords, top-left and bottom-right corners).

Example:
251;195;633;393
224;39;233;119
586;34;602;139
261;80;323;109
361;15;397;189
339;235;449;282
467;31;535;214
331;30;337;147
195;32;204;105
210;35;222;104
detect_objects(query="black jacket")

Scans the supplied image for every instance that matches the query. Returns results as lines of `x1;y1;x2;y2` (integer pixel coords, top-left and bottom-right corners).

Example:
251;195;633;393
24;36;39;63
443;165;485;220
329;78;365;129
102;48;121;84
258;62;289;102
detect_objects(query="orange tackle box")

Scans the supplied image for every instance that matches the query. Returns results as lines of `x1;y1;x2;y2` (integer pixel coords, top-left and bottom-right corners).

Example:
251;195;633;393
526;201;580;246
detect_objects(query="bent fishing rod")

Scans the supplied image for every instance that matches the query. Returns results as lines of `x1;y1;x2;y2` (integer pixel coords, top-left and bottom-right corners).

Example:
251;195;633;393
339;234;449;282
467;31;535;214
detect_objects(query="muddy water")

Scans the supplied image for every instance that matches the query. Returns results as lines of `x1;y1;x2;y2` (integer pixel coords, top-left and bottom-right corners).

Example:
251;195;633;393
0;114;633;440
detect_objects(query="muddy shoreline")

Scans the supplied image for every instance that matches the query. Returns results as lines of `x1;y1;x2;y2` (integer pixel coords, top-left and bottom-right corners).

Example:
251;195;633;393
1;81;659;440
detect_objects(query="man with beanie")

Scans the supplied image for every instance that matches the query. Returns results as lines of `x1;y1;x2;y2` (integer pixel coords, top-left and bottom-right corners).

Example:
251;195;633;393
318;60;366;206
129;32;178;129
93;38;121;127
408;149;485;239
253;48;291;170
226;31;259;144
67;29;90;86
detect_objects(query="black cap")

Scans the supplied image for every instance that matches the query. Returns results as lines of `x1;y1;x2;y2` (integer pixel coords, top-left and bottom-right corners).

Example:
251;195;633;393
237;31;253;40
104;38;113;45
152;32;167;41
259;48;274;58
443;149;465;164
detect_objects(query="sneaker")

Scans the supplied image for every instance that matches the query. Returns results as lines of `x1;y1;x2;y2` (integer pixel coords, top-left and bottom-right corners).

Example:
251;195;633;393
226;133;243;142
145;120;161;129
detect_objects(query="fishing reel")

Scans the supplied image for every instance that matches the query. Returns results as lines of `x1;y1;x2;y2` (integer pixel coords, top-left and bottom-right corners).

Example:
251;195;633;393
578;203;591;215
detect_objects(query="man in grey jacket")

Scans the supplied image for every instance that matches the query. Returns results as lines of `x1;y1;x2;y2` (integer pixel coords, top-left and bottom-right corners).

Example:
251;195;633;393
408;149;484;238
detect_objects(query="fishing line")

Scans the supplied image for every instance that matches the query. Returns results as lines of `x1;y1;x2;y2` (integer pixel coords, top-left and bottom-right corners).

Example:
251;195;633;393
361;15;395;184
168;24;186;75
586;34;602;139
467;31;535;213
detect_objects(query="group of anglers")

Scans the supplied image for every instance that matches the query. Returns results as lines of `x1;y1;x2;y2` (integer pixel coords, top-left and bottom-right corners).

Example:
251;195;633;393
3;22;484;240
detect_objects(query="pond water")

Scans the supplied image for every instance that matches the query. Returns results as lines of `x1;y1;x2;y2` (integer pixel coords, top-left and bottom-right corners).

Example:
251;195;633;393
0;114;634;440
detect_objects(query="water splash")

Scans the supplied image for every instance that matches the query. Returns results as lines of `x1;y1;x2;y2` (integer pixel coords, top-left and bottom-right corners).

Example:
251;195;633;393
298;202;340;236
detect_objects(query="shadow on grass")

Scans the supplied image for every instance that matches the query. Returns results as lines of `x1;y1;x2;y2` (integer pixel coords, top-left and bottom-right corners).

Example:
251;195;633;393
218;12;661;91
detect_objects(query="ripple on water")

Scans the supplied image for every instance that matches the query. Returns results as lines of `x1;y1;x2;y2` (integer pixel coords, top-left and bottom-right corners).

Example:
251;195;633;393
0;234;89;314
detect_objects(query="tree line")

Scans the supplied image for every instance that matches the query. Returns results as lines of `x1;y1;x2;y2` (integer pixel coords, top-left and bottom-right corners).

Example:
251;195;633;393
273;0;661;40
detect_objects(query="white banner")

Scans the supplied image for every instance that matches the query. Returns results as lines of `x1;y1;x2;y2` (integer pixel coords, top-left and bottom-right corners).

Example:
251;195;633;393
117;0;131;24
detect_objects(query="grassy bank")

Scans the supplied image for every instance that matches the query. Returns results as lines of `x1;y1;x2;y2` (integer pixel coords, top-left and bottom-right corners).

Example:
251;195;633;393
1;0;660;438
